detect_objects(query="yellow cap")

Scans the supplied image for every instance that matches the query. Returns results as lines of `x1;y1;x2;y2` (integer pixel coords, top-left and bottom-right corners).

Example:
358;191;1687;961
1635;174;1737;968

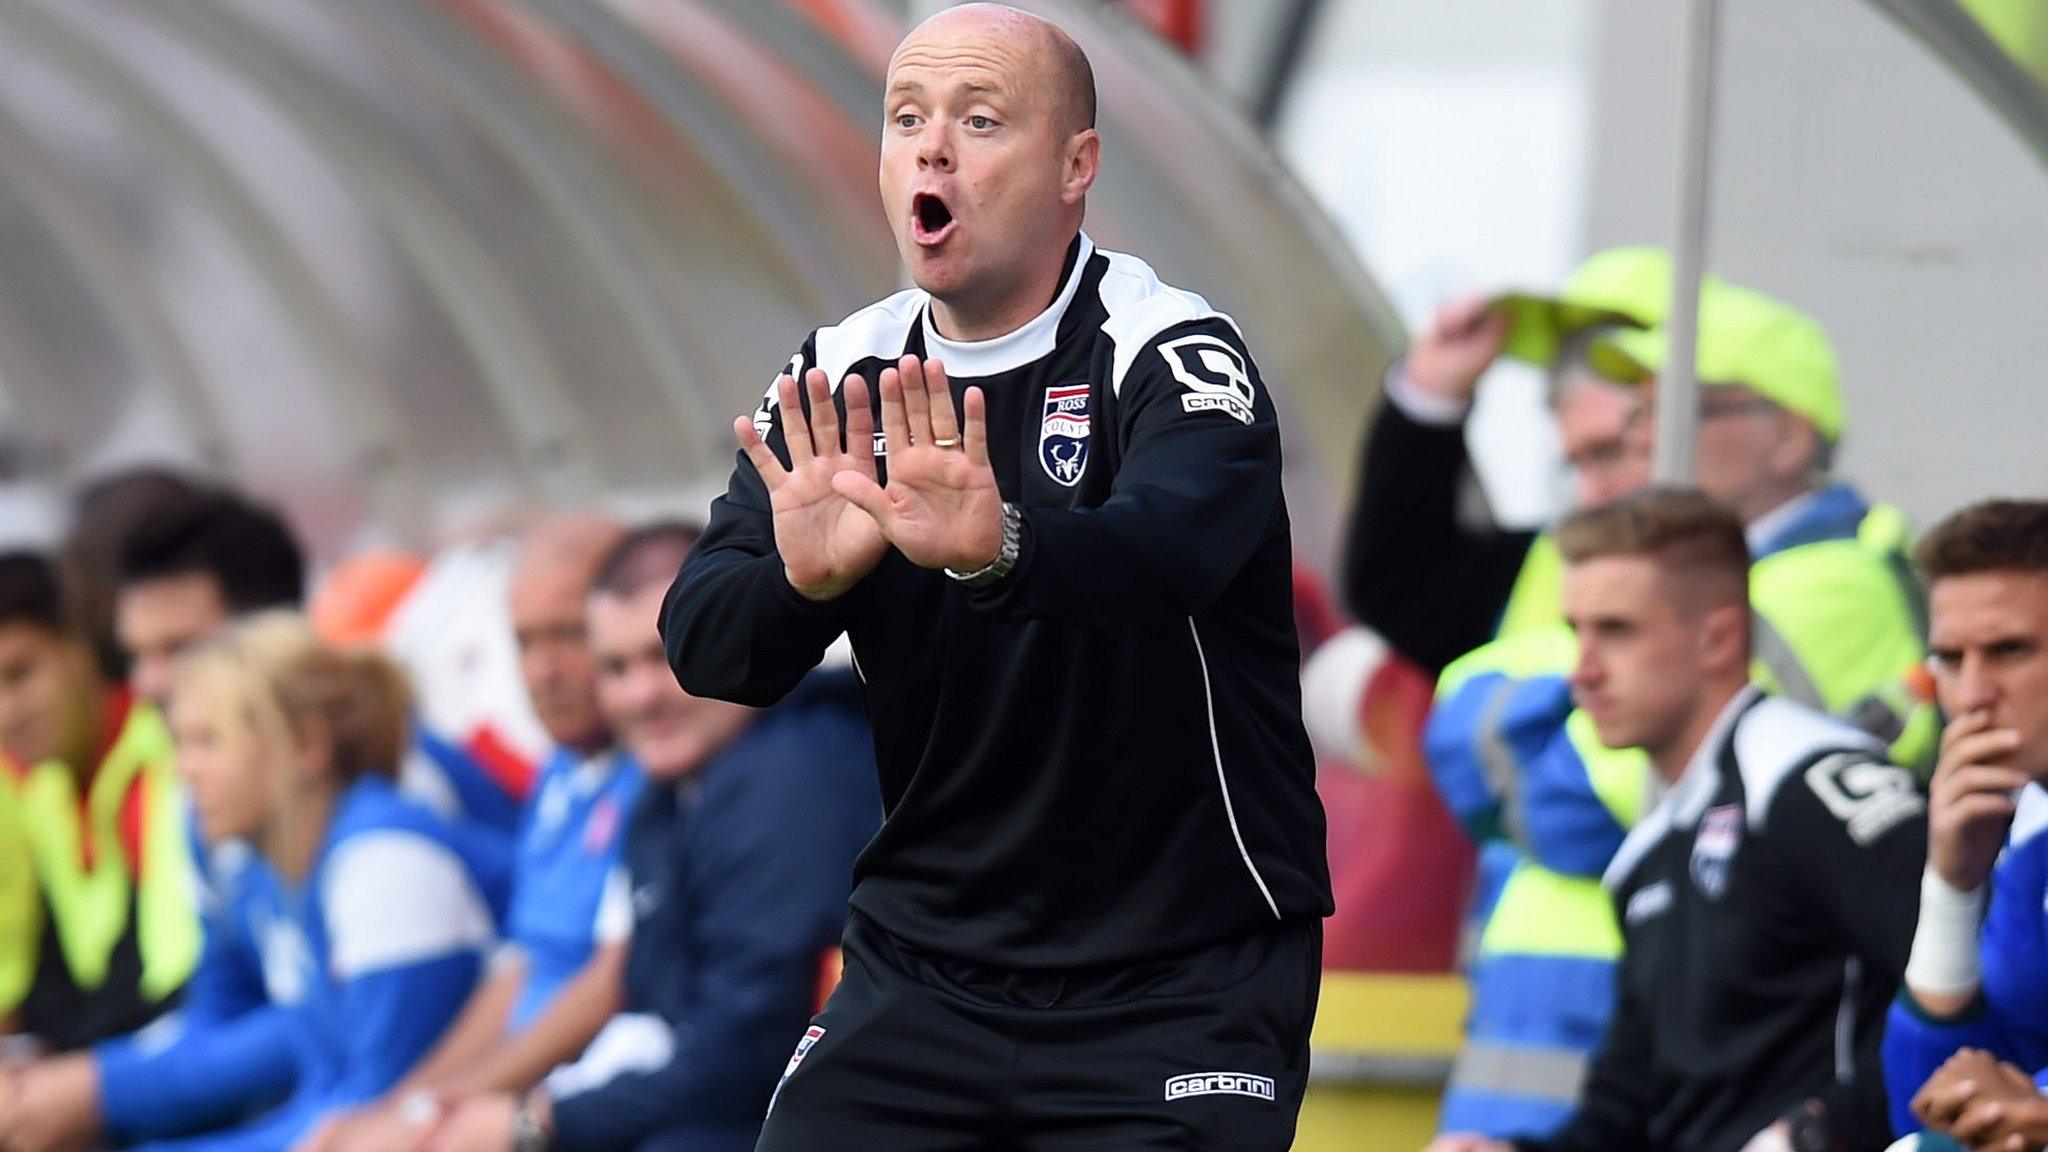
1496;246;1674;367
1590;281;1845;442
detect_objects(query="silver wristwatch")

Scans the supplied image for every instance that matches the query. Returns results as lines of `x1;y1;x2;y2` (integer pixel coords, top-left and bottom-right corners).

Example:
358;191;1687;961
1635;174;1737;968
511;1095;550;1152
946;503;1022;587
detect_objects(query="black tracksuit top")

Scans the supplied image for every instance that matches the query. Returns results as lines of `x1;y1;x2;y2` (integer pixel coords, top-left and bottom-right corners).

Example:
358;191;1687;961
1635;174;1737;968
663;234;1333;971
1520;689;1926;1152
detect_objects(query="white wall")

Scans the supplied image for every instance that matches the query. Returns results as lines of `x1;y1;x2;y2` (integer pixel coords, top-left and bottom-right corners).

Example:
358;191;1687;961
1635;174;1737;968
1584;0;2048;524
1273;0;2048;531
1274;0;1601;526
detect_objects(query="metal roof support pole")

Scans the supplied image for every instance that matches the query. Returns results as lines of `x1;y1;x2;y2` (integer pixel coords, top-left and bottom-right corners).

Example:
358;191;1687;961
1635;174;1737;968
1863;0;2048;174
1654;0;1723;486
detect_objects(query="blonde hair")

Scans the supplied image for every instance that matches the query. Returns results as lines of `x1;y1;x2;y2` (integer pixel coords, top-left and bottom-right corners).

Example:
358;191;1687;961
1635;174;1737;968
173;612;412;859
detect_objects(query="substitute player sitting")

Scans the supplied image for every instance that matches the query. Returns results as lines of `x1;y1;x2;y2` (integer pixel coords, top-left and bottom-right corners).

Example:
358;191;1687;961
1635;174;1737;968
1429;489;1925;1152
1885;501;2048;1152
662;5;1331;1149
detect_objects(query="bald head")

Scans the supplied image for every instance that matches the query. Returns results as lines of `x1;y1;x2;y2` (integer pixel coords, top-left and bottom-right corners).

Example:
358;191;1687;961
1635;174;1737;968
896;4;1095;135
882;2;1102;334
510;513;624;752
514;514;626;591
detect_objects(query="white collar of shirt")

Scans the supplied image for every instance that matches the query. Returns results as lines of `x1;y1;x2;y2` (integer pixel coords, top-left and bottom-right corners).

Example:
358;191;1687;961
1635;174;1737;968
1667;684;1763;829
1743;489;1823;554
919;233;1095;378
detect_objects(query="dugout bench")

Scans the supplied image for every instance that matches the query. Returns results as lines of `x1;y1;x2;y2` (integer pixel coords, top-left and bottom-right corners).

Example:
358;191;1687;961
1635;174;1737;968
1295;972;1468;1151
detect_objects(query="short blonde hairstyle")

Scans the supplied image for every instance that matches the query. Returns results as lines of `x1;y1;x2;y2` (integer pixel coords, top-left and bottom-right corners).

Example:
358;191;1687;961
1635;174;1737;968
173;611;412;807
172;612;325;850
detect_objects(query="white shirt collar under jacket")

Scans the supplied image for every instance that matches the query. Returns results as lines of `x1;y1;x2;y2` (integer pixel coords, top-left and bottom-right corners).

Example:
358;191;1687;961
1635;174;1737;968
920;234;1096;378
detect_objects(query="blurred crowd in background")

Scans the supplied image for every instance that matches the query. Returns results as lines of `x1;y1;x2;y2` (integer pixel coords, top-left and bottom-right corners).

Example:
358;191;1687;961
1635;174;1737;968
0;237;2037;1152
0;469;878;1152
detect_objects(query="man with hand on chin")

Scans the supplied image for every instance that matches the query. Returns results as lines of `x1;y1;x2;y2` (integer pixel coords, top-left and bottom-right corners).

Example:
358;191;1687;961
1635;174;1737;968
663;5;1330;1149
1883;501;2048;1152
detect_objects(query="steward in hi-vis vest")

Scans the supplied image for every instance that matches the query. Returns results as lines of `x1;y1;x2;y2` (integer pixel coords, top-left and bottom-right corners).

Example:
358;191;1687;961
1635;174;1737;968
0;553;199;1051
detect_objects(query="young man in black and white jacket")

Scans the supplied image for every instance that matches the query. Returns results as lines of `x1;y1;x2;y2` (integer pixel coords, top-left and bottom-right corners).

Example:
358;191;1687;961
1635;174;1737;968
1430;488;1925;1152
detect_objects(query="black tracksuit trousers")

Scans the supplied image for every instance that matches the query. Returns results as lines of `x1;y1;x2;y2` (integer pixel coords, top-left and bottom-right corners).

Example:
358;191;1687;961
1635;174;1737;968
756;912;1322;1152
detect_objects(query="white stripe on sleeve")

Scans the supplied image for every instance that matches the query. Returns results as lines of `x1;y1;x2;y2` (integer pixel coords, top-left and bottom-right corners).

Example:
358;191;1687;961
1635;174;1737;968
322;830;496;978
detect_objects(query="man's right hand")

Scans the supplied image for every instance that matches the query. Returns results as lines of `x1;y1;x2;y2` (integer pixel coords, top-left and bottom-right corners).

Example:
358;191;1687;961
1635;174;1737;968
1423;1132;1517;1152
1404;296;1511;404
1929;710;2029;892
734;369;889;603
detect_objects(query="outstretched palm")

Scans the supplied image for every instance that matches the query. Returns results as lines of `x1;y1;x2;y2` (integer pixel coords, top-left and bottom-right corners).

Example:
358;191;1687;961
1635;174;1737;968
735;368;888;601
832;356;1003;573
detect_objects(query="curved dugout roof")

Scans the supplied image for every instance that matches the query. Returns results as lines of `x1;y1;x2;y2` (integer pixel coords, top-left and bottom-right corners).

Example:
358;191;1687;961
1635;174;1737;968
1;0;2036;562
0;0;1402;562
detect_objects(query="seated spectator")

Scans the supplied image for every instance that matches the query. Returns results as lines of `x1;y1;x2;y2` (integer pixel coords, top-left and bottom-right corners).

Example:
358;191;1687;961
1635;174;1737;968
302;517;637;1152
0;498;518;1152
1882;501;2048;1150
58;466;210;685
113;489;305;709
0;552;198;1053
424;523;880;1152
74;615;500;1152
114;492;521;842
1428;489;1926;1152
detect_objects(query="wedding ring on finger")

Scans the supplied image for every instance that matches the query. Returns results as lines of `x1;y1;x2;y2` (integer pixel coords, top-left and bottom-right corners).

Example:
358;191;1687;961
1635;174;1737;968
932;437;961;449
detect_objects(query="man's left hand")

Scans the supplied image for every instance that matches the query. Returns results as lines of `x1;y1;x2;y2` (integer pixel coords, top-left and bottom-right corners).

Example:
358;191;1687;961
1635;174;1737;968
0;1055;100;1152
1918;1049;2012;1133
831;356;1005;573
309;1103;439;1152
422;1094;517;1152
1947;1063;2048;1152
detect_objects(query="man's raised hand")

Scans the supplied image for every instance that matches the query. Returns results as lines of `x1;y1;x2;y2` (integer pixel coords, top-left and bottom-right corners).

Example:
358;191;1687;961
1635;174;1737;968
1930;708;2029;893
831;357;1005;574
1406;295;1510;403
734;368;888;602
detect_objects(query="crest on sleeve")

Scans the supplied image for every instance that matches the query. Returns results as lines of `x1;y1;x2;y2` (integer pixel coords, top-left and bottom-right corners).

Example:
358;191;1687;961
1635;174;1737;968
1158;334;1255;425
1038;383;1092;487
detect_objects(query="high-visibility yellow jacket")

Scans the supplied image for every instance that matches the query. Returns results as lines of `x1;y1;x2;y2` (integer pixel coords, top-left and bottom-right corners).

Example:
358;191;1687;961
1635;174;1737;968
10;695;200;1049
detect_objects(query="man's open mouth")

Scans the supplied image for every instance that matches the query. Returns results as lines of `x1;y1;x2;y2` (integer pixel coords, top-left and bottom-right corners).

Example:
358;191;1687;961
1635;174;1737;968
912;192;956;244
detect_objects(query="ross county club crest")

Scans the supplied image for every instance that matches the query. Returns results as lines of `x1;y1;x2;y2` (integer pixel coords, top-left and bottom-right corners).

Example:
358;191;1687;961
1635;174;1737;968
1038;383;1092;487
1690;803;1744;899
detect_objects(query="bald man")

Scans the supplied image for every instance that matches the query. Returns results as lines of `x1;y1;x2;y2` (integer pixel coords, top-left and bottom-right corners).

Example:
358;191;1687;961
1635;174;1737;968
664;6;1331;1149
